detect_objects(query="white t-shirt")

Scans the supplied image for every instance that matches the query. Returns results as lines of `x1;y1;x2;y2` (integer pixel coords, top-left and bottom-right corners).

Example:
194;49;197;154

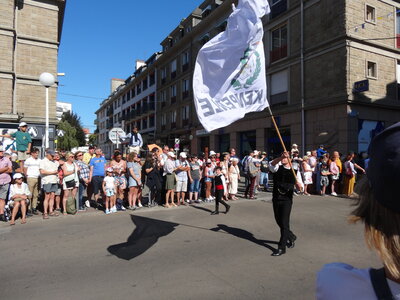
9;183;31;200
103;176;115;190
317;263;400;300
39;158;59;184
24;157;41;178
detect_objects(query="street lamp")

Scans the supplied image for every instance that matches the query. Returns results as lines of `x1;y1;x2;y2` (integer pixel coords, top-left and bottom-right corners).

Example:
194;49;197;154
39;72;55;150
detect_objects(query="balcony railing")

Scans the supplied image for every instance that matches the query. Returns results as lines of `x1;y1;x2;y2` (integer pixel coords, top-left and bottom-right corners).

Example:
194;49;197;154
270;45;287;63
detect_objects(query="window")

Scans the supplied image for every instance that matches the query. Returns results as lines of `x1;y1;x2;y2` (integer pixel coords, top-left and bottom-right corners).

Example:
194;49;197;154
182;52;189;71
366;61;377;79
161;67;167;84
270;24;288;63
270;69;288;105
182;105;190;126
136;84;141;95
131;88;135;98
171;111;177;128
171;59;177;78
149;115;155;127
160;90;167;107
182;79;190;98
270;0;287;19
365;5;376;23
143;78;148;91
200;34;210;46
171;85;177;103
149;72;155;86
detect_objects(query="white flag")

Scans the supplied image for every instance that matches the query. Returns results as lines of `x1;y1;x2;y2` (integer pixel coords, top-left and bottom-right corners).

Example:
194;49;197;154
193;0;270;132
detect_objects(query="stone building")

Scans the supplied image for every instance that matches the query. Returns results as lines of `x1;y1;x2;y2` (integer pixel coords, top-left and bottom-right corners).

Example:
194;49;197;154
154;0;400;156
0;0;66;150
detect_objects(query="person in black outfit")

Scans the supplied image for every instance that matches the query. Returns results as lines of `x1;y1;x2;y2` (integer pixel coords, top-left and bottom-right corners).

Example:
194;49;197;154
211;167;230;215
142;153;162;206
269;151;301;256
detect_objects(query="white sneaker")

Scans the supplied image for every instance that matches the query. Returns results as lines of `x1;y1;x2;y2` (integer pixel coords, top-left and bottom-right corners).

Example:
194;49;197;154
120;205;126;211
138;203;143;208
331;192;338;196
111;206;117;213
105;209;111;214
85;200;91;208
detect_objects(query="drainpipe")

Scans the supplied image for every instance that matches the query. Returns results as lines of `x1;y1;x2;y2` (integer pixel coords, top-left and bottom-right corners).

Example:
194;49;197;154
300;0;305;155
12;4;18;115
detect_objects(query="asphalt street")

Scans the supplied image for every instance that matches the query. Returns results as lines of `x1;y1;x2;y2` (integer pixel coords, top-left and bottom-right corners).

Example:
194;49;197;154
0;192;380;300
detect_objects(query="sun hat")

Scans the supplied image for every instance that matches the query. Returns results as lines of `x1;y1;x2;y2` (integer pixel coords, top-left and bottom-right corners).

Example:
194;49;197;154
367;122;400;213
13;173;24;179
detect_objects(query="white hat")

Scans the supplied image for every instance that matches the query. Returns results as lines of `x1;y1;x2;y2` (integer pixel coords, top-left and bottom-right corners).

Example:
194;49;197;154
206;159;212;163
167;151;176;158
292;144;298;148
19;122;27;127
11;153;17;157
106;167;114;173
209;150;216;156
179;152;187;158
13;173;24;179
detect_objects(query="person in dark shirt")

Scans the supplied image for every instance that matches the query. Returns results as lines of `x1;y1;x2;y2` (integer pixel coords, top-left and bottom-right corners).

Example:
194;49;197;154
269;151;302;256
211;167;230;215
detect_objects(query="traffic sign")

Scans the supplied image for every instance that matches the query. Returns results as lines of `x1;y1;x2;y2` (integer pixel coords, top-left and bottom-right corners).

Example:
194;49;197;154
109;128;126;144
28;126;38;138
56;129;65;137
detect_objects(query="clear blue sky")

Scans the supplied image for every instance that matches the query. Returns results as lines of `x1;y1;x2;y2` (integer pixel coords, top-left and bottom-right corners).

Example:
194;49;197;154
57;0;201;132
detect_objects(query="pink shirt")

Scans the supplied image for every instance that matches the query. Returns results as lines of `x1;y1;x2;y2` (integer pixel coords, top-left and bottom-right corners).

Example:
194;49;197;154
0;157;12;185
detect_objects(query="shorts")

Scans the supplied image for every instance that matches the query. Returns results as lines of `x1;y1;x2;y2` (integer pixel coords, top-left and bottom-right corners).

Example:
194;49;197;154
92;176;104;195
0;184;9;199
129;146;140;154
331;174;339;181
165;174;176;190
176;180;188;192
43;183;58;193
115;176;127;189
189;179;201;193
17;151;29;161
105;189;115;197
320;176;329;186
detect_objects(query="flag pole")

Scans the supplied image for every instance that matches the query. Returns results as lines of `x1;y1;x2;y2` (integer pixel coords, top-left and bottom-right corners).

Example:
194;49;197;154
267;106;299;183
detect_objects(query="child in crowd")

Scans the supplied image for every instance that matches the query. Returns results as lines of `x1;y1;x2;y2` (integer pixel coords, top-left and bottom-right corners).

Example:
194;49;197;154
103;167;117;214
8;173;30;225
211;167;230;215
320;157;330;196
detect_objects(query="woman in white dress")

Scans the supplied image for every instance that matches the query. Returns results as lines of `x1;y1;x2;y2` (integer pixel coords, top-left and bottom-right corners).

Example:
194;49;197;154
301;156;312;195
228;158;240;200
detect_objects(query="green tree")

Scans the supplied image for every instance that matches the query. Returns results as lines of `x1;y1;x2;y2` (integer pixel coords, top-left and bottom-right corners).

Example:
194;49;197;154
57;120;79;151
61;111;86;146
88;133;98;146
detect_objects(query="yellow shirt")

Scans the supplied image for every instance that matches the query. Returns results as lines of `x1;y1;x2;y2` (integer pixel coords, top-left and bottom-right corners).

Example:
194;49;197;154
335;158;342;173
83;153;95;165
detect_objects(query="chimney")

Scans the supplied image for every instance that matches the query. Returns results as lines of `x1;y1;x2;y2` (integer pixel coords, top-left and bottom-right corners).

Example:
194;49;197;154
110;78;124;93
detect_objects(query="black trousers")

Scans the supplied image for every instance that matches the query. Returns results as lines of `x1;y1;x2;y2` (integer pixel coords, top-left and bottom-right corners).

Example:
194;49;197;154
146;174;162;204
215;189;228;212
272;199;295;250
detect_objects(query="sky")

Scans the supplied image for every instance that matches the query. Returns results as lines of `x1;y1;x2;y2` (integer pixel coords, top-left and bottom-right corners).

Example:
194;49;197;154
57;0;201;132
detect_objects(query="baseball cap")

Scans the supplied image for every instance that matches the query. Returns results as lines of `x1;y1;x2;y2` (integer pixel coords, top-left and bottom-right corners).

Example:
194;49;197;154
180;152;187;158
13;173;24;179
19;122;27;127
367;122;400;213
209;150;216;156
167;152;176;158
46;150;56;156
206;159;212;164
106;167;114;172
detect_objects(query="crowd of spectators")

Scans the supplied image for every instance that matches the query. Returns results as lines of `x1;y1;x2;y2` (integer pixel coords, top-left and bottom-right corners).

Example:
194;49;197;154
0;123;369;225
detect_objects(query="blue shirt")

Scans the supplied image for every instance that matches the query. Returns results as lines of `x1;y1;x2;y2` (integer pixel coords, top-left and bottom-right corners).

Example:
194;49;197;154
90;156;106;177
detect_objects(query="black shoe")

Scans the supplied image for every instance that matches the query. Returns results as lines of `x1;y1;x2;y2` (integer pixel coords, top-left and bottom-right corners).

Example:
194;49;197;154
26;210;33;217
289;233;297;242
271;248;286;256
286;240;295;249
32;208;39;215
0;214;5;222
211;211;219;215
225;205;230;214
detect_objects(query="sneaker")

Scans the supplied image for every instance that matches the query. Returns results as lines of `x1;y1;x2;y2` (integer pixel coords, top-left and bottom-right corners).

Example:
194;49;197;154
32;208;39;215
331;192;338;196
105;209;111;214
85;200;91;208
111;206;117;213
119;205;126;211
195;199;202;203
138;203;143;208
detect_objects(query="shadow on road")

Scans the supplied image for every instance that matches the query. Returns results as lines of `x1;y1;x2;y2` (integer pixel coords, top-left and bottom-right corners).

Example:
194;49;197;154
107;215;179;261
190;205;213;213
210;224;278;253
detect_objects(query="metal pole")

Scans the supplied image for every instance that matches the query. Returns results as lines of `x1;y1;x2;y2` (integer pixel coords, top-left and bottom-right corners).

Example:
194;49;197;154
300;0;305;156
45;86;49;149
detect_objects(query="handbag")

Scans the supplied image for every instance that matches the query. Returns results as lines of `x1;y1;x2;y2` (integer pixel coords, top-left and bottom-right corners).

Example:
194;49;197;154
65;179;76;188
345;166;354;178
66;195;76;214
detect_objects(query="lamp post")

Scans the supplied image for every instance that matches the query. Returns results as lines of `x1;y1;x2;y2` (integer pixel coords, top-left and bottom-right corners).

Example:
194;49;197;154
39;72;55;150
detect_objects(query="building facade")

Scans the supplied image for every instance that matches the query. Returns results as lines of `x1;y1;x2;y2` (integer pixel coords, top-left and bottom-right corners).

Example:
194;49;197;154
0;0;66;150
96;0;400;157
96;54;161;158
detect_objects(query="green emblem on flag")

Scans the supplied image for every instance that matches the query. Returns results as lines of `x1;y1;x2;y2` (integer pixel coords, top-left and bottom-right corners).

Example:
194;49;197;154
231;45;262;90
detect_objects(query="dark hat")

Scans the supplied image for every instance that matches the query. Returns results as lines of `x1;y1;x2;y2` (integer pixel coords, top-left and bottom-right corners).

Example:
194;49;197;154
367;122;400;213
46;150;56;156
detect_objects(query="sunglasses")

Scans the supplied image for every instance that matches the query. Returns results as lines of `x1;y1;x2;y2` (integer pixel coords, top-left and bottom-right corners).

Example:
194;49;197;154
77;154;83;157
